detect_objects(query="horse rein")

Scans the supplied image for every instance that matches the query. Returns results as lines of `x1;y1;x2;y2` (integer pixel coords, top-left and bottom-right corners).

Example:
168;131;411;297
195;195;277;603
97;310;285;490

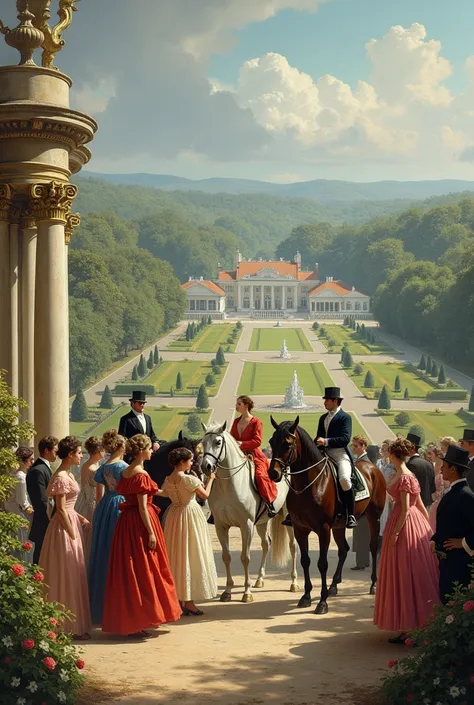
202;432;251;480
273;431;330;495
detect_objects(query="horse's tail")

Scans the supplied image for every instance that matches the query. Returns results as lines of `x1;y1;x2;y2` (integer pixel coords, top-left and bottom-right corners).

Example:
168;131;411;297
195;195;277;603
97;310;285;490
270;507;291;568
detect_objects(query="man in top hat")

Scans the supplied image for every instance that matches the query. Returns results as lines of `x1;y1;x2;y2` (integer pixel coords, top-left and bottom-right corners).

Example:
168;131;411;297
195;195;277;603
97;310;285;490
315;386;357;528
459;429;474;491
430;445;474;603
406;432;436;508
118;391;160;451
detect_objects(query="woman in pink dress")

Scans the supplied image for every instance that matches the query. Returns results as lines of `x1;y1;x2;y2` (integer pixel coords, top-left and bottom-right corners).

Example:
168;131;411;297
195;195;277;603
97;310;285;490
40;436;92;639
374;437;439;644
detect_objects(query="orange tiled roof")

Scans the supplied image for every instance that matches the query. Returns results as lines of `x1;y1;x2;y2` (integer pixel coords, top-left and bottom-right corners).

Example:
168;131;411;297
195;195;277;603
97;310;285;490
236;261;299;279
181;280;226;296
299;270;319;281
308;281;359;296
217;271;235;281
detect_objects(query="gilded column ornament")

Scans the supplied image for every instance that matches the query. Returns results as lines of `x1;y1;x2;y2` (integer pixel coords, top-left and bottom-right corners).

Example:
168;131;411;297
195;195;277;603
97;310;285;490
30;181;78;222
0;185;14;222
30;0;80;70
4;3;44;66
65;212;80;245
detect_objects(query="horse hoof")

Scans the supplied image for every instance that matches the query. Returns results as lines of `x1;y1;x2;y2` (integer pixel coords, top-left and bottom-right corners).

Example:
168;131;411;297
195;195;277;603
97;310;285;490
220;592;232;603
242;593;254;603
297;597;311;609
328;585;338;597
369;585;376;596
315;601;329;615
289;583;300;593
254;579;264;589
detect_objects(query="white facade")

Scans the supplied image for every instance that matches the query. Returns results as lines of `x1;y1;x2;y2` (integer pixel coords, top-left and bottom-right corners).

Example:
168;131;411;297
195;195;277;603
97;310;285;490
182;280;226;316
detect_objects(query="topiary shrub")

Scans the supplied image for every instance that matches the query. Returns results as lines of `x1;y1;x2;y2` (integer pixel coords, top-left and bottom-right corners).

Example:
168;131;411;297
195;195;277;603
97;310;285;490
378;385;391;410
394;375;401;393
394;411;411;427
196;385;209;410
99;385;114;409
186;413;202;435
205;373;216;387
343;349;353;368
70;389;88;422
131;364;139;381
176;372;183;391
364;370;375;388
353;363;364;376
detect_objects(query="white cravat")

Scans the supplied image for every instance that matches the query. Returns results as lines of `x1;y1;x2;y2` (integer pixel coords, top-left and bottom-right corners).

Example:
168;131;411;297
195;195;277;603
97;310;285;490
324;407;339;436
132;410;147;434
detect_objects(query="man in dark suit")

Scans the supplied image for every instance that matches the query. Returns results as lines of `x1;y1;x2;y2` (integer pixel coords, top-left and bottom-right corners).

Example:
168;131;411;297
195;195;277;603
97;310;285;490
315;386;357;528
459;428;474;491
26;436;59;565
406;432;436;508
118;391;160;450
430;445;474;604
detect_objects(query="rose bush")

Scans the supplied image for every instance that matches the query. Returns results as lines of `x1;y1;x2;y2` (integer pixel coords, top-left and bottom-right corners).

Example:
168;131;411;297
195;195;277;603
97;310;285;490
381;578;474;705
0;373;85;704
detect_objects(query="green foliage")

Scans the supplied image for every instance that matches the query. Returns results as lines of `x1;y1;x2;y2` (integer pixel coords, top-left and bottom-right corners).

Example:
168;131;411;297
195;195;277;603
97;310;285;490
426;356;433;376
364;371;375;388
394;375;401;393
70;388;88;422
147;351;154;369
138;354;147;378
154;346;159;365
394;411;411;427
99;385;114;409
186;413;202;435
196;384;209;410
212;364;221;376
342;349;353;368
353;364;364;376
470;386;474;412
216;346;226;366
170;387;174;397
236;321;242;329
426;389;467;401
404;388;410;400
205;373;216;387
132;364;139;381
378;385;391;410
431;361;439;378
312;321;319;330
176;372;183;390
438;365;446;384
408;424;425;444
113;384;156;396
418;354;426;371
381;581;474;705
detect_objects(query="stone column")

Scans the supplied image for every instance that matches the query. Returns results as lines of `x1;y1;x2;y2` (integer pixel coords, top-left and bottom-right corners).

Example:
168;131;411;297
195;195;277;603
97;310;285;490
9;210;20;398
250;285;254;310
294;286;298;312
271;286;275;310
20;211;37;426
31;182;78;442
0;185;13;387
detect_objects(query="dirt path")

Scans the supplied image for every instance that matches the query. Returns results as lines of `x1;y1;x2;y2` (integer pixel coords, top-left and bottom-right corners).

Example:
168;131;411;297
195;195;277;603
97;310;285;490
81;532;393;705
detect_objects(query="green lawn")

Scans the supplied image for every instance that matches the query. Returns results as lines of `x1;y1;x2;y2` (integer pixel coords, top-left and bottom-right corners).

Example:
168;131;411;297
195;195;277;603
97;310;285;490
379;410;474;444
350;362;435;399
319;325;397;355
249;328;312;352
146;360;224;396
167;324;241;353
257;411;369;445
238;362;334;396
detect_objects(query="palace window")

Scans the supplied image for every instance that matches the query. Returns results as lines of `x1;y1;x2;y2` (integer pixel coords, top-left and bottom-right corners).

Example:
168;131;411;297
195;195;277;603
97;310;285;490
355;301;361;311
346;302;352;311
227;297;234;308
208;300;217;311
363;302;368;311
190;300;196;311
301;297;307;309
243;297;250;309
340;302;345;311
286;298;293;309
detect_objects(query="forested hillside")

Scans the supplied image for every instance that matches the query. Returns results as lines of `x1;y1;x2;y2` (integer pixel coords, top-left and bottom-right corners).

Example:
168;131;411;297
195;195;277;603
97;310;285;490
69;212;185;391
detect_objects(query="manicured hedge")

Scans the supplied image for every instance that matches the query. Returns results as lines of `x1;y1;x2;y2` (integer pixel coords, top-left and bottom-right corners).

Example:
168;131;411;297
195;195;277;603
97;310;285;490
425;389;467;401
113;384;156;396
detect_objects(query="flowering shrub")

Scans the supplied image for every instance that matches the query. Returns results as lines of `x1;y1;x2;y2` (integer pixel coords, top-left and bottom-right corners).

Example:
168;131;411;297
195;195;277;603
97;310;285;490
0;373;85;704
381;579;474;705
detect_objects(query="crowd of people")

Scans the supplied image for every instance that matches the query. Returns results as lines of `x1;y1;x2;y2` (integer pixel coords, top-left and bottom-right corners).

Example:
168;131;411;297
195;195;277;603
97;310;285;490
3;388;474;644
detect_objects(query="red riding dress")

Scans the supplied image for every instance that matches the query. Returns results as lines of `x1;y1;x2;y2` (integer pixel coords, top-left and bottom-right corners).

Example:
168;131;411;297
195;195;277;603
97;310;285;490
230;416;278;504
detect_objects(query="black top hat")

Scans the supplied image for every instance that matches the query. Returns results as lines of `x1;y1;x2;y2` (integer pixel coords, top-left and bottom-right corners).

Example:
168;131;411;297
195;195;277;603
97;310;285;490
443;445;470;472
407;432;422;448
130;390;147;403
323;386;343;400
461;429;474;442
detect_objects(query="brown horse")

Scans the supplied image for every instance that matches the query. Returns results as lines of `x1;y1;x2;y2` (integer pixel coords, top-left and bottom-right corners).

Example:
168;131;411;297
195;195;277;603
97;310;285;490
268;417;386;615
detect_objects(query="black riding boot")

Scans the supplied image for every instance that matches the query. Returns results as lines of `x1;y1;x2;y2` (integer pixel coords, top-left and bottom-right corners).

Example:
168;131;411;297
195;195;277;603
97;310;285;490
342;489;357;528
281;514;293;527
266;502;277;518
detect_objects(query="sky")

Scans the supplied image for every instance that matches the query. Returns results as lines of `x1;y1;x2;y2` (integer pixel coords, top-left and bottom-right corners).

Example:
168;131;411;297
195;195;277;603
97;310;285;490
1;0;474;182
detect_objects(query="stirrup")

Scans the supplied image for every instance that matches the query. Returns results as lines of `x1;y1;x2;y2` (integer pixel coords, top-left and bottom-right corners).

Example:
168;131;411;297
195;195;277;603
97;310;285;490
266;502;277;518
346;514;358;529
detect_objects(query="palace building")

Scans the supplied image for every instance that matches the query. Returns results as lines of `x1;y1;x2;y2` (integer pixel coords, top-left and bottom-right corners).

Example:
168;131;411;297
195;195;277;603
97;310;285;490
181;251;371;319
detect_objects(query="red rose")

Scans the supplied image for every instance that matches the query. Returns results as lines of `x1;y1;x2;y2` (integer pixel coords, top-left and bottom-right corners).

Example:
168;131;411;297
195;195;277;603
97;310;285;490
463;600;474;612
448;600;455;606
33;572;44;583
405;638;414;648
75;659;85;670
423;639;429;646
47;631;56;640
470;675;474;684
22;639;35;650
4;657;11;664
22;542;32;551
388;659;398;668
407;695;414;703
43;656;56;671
11;564;24;576
49;618;59;626
447;672;453;678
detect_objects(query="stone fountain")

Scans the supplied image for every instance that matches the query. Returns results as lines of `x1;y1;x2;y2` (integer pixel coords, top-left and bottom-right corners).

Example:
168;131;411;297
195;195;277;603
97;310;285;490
283;370;307;408
279;338;291;359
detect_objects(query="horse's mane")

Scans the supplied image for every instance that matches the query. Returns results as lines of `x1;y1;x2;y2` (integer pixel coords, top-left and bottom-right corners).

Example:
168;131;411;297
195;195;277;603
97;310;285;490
275;421;320;463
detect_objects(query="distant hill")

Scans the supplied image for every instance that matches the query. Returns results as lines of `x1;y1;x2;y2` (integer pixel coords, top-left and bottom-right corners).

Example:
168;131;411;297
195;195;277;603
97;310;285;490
83;171;474;203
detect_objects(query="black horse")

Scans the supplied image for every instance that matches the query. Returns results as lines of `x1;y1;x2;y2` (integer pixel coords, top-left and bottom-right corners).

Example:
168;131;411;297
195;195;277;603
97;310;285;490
147;431;203;518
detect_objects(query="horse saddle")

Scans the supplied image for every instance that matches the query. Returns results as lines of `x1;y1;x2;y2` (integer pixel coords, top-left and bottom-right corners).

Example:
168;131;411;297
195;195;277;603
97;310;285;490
326;457;370;504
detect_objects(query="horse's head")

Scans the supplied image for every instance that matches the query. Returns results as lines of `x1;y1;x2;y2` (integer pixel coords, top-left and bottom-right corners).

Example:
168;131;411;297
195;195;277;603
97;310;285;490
177;430;204;478
268;416;300;482
201;421;228;475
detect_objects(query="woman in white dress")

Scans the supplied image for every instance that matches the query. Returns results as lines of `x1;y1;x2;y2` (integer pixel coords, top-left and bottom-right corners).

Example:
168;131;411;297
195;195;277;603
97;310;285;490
75;436;104;566
158;447;218;616
5;446;34;562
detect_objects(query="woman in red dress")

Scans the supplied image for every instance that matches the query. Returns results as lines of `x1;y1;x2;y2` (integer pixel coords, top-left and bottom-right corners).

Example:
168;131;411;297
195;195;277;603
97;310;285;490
231;395;278;517
102;434;181;637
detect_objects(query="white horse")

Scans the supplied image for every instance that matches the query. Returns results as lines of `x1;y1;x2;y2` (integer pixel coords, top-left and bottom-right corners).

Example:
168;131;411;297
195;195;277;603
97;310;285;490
201;421;299;603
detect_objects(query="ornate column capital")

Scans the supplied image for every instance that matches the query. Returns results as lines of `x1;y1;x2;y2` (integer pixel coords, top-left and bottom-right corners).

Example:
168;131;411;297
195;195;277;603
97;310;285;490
30;181;78;223
0;184;14;222
65;212;80;245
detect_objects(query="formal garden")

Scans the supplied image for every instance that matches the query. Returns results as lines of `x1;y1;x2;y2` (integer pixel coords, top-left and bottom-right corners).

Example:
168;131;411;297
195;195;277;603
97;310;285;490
238;361;334;395
249;327;312;352
376;409;474;444
112;358;226;398
167;319;242;353
316;321;397;355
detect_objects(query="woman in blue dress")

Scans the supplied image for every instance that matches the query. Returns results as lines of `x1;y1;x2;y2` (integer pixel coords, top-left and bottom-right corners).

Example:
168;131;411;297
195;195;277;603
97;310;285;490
88;429;128;624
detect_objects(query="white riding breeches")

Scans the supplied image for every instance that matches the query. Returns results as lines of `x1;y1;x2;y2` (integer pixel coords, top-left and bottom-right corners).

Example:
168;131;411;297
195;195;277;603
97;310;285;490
326;448;352;491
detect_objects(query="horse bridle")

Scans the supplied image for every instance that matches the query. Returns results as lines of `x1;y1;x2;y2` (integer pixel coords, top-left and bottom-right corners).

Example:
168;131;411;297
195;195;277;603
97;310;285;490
273;431;330;495
202;431;250;480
